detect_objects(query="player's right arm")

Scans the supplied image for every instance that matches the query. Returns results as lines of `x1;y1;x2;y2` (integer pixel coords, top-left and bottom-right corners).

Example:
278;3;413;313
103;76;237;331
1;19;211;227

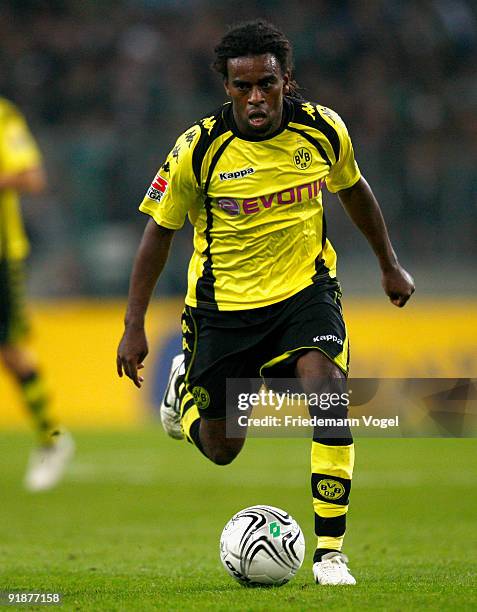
0;100;47;194
117;220;175;388
0;166;46;194
117;124;201;388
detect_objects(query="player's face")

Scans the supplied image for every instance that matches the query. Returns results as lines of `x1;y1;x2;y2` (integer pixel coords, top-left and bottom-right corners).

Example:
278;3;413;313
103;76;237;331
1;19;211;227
224;53;290;138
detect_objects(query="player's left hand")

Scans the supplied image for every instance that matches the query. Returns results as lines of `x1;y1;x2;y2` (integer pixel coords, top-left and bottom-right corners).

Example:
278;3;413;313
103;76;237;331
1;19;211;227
381;265;415;307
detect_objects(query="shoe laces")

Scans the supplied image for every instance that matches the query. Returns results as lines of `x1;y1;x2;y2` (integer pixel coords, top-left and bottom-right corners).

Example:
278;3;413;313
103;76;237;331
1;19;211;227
318;552;351;577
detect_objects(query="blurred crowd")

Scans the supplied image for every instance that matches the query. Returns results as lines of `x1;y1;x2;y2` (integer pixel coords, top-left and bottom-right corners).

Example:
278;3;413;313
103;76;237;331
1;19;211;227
1;0;476;295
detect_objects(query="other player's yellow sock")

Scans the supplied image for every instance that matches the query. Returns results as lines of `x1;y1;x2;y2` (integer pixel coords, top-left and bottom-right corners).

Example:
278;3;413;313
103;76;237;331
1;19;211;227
19;371;58;446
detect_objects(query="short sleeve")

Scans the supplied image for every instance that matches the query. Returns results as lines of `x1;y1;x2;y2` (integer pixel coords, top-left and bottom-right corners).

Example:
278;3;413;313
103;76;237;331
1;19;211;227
0;111;42;173
320;108;361;193
139;126;201;229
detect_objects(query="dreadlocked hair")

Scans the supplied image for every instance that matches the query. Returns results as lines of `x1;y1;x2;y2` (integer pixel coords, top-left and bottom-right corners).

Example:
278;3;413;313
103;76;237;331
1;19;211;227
212;19;302;99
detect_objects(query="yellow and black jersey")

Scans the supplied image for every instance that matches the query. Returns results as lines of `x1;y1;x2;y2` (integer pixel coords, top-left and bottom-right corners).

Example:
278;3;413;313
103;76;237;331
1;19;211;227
0;97;42;260
140;97;361;311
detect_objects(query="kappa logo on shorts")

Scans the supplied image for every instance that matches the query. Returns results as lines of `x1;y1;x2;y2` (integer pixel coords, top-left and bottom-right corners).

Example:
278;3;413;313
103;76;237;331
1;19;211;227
192;386;210;410
317;479;345;500
147;173;169;202
181;319;192;334
313;333;343;346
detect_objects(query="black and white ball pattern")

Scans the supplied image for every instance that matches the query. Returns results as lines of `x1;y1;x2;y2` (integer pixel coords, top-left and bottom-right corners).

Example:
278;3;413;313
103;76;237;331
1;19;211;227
220;505;305;586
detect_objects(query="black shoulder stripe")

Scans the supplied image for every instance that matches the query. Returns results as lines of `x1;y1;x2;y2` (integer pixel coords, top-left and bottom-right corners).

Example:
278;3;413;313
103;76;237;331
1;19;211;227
191;106;230;187
204;135;235;194
191;126;212;187
287;126;331;167
290;99;340;163
194;133;235;310
314;112;340;163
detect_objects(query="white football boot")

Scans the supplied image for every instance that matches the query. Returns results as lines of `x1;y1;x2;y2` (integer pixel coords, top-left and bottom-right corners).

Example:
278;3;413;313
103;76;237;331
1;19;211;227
24;430;75;492
160;353;185;440
313;552;357;585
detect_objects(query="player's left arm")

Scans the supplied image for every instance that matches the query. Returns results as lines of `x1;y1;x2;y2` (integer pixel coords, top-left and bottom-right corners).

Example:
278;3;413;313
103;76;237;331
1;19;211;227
320;105;414;307
0;166;47;194
338;176;415;307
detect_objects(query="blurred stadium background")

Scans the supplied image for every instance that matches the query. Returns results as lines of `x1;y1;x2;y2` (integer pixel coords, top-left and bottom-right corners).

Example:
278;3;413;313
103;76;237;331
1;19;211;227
0;0;476;427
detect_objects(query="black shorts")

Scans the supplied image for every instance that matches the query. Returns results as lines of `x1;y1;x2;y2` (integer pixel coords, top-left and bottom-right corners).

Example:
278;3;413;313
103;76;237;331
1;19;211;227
182;279;349;420
0;258;29;345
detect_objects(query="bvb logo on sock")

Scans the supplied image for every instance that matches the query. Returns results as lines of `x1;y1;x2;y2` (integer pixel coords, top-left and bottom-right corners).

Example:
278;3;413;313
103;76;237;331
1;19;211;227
317;479;345;501
192;386;210;410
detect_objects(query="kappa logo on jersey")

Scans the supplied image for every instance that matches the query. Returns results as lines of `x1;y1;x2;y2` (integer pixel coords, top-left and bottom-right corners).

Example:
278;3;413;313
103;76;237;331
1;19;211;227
319;106;336;123
217;178;325;217
302;102;317;120
147;173;169;202
219;167;255;181
294;147;312;170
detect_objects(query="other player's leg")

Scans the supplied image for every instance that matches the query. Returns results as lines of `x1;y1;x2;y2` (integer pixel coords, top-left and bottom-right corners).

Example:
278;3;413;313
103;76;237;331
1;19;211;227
0;258;74;491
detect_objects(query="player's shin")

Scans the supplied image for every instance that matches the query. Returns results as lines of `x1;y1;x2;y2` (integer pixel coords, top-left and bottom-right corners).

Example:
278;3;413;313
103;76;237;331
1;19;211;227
311;439;354;558
304;376;354;558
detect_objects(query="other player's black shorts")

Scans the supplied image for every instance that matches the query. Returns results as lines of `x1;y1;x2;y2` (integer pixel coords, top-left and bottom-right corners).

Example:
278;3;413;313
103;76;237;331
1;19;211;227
182;279;349;420
0;258;29;345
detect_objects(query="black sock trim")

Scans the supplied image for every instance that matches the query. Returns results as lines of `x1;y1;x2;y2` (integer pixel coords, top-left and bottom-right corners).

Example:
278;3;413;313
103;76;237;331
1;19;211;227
314;512;346;537
313;548;340;563
18;370;39;386
313;437;354;446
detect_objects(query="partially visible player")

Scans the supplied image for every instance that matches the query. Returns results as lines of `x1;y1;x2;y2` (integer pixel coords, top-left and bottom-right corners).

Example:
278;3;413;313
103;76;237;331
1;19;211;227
0;96;74;491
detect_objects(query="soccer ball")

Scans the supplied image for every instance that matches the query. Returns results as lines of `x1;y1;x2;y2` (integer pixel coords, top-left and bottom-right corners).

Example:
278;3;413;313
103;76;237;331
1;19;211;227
220;505;305;586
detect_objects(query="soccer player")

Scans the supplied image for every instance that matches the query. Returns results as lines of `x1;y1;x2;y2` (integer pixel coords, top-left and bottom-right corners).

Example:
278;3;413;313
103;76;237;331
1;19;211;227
0;96;74;491
117;20;414;585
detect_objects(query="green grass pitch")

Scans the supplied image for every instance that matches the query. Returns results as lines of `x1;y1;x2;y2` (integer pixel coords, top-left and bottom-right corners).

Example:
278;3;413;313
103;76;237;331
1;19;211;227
0;428;476;611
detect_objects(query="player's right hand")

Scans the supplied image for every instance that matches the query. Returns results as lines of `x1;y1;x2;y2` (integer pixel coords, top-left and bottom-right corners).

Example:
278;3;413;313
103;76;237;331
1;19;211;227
116;327;149;388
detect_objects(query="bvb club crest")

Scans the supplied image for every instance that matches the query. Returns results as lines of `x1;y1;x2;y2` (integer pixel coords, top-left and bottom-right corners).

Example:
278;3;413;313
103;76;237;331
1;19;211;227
293;147;312;170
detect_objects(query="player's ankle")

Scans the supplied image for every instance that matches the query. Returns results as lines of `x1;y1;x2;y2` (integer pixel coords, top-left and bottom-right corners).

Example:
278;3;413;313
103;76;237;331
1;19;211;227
313;548;341;563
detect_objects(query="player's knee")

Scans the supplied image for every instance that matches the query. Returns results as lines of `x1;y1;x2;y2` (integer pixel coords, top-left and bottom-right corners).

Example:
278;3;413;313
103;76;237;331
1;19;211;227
199;418;245;465
207;443;242;466
295;350;344;380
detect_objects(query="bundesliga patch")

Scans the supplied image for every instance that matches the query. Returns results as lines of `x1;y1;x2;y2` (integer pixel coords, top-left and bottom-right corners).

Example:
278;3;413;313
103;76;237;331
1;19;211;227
147;173;169;202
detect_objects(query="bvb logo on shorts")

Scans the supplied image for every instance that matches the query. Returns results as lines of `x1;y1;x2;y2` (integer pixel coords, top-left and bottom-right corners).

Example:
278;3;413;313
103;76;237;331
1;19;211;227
192;386;210;410
293;147;312;170
317;479;345;500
